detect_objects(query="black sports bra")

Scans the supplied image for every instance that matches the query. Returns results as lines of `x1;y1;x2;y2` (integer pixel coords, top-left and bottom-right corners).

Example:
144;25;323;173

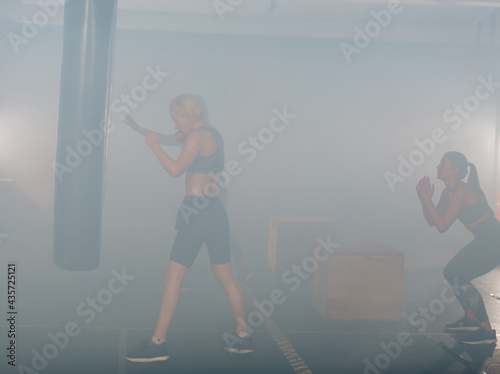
452;182;491;224
186;127;224;174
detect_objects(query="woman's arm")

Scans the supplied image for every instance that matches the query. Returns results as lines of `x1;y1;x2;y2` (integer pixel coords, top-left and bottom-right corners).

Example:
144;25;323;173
145;132;201;177
417;177;436;226
123;114;183;146
417;177;465;233
422;189;448;227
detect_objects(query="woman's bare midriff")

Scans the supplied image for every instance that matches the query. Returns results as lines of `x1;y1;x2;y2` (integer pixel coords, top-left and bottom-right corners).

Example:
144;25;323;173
185;172;221;196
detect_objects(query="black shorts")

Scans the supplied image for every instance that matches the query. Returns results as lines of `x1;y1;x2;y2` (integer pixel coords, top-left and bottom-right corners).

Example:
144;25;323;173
170;195;230;268
443;217;500;284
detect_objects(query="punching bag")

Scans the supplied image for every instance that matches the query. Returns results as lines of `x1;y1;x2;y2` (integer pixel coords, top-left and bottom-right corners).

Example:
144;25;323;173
53;0;117;271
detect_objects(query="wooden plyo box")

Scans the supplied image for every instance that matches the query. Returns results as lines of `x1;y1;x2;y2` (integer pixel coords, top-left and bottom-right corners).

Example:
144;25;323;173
313;243;404;320
268;216;335;274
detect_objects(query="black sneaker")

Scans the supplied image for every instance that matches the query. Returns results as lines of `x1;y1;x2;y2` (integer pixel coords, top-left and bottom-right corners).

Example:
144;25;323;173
125;338;170;362
461;327;497;345
224;334;254;354
445;316;480;331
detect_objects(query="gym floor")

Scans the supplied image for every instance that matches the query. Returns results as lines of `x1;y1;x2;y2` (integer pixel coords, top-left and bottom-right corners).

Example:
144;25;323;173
2;242;500;374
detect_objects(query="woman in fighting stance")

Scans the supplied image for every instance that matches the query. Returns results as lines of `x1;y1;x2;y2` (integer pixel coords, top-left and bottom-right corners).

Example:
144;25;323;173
417;151;500;344
123;97;253;290
125;94;252;362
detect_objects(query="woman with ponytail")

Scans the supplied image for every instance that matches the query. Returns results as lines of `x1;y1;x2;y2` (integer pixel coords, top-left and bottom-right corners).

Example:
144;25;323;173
124;94;252;362
417;151;500;344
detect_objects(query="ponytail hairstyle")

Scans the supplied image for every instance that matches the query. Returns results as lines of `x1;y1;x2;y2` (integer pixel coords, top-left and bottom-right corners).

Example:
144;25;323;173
444;151;493;215
466;162;481;195
195;94;211;126
194;94;225;149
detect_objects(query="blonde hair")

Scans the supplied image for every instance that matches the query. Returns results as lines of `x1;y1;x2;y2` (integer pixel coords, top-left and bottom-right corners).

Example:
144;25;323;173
169;93;204;120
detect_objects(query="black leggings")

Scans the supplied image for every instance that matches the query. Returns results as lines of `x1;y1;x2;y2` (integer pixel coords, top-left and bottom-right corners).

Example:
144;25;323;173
170;195;230;268
443;217;500;323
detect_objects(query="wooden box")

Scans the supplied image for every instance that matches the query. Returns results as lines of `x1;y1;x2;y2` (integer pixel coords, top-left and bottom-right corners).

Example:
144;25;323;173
313;243;404;320
268;216;335;274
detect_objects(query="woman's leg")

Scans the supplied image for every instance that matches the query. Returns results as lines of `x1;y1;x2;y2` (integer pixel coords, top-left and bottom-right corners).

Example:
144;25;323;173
155;205;205;342
229;231;253;284
450;282;491;331
443;238;498;332
203;197;250;336
211;262;248;335
152;260;190;343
